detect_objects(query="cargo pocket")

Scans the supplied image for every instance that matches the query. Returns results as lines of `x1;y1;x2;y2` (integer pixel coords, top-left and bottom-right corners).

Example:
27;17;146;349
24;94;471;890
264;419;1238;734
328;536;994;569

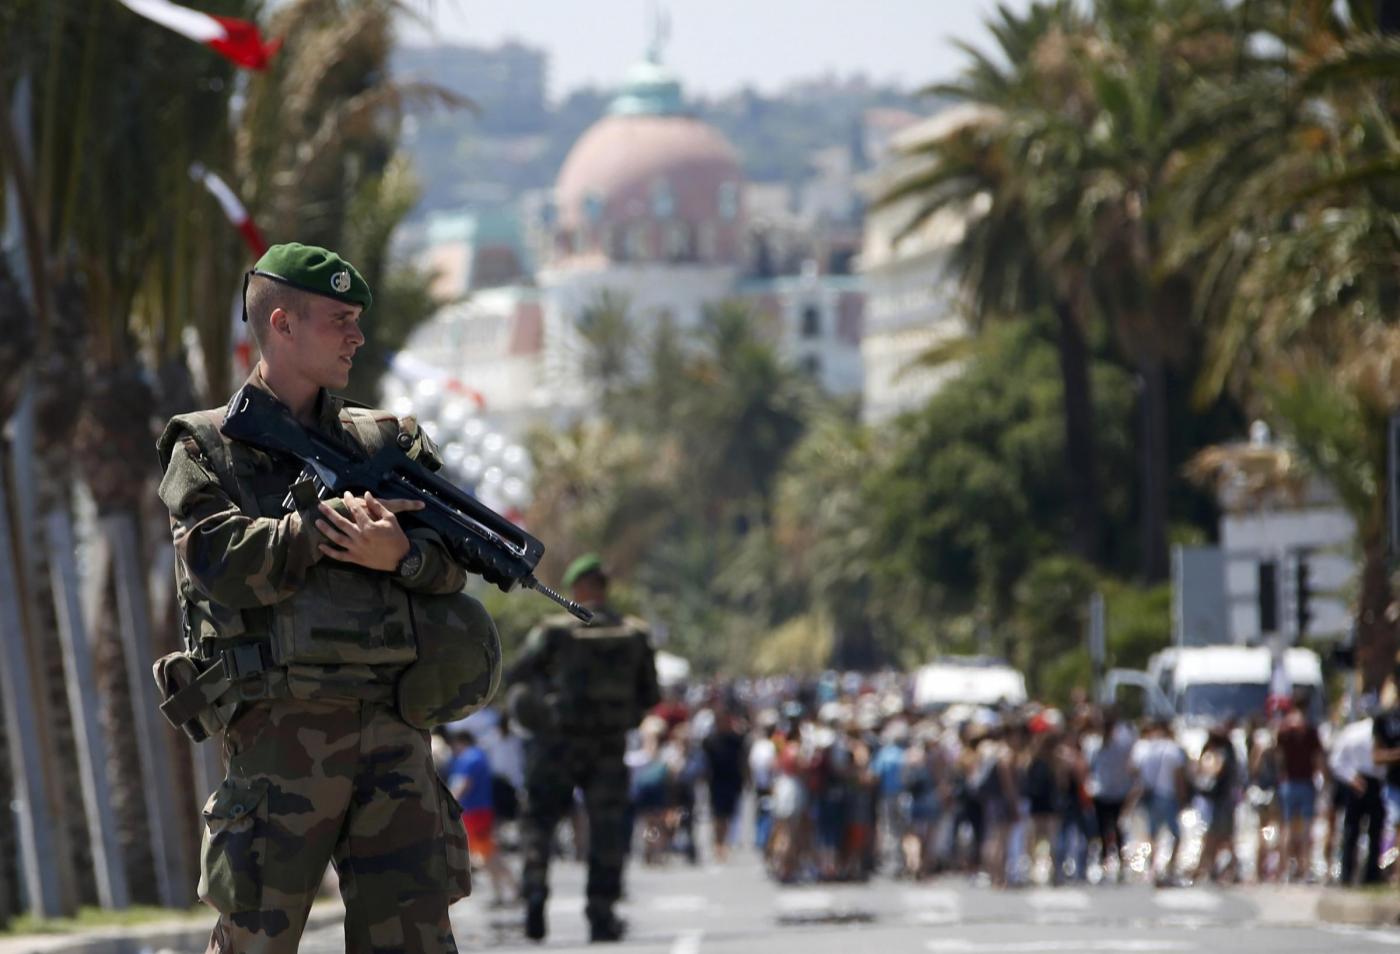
198;777;270;913
435;777;473;903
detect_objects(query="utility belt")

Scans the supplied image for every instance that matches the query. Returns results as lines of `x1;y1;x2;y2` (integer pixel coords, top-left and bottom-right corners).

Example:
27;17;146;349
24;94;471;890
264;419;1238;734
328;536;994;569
153;640;397;743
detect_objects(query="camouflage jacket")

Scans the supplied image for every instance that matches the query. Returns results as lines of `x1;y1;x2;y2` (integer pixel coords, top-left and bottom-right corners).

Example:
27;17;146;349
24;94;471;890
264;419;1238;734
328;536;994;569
506;605;661;736
156;368;467;702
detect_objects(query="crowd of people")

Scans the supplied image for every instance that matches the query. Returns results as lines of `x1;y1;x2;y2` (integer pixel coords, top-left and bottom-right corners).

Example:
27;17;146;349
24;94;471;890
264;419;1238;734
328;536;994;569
433;668;1400;898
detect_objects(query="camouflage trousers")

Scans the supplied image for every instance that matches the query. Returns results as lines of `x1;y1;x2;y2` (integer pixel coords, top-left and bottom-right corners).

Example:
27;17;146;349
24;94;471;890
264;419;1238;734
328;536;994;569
199;698;471;954
520;733;629;919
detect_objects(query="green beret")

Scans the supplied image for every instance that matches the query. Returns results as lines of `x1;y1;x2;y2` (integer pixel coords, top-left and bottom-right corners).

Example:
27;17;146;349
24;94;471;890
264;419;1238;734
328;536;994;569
562;553;605;588
247;242;372;316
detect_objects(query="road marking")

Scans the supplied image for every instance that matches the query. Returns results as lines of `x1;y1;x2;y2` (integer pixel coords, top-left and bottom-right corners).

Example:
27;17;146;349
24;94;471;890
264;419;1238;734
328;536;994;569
671;929;704;954
1152;891;1222;911
1024;888;1091;910
926;941;1195;953
1323;925;1400;947
652;894;710;913
903;888;961;925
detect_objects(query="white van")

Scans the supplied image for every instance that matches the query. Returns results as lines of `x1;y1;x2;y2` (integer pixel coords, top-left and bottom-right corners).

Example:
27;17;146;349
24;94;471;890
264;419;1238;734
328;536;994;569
1106;646;1324;719
1103;645;1325;757
913;656;1028;711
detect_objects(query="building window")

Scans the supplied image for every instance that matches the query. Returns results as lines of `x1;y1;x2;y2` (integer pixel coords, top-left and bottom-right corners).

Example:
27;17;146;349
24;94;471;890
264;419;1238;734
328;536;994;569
800;354;822;377
664;223;692;262
800;304;822;339
718;181;739;221
625;224;649;260
583;192;604;225
697;223;718;261
652;179;674;218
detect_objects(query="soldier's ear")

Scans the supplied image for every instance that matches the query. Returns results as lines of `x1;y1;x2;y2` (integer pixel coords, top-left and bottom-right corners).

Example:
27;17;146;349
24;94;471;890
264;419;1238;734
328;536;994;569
270;307;293;339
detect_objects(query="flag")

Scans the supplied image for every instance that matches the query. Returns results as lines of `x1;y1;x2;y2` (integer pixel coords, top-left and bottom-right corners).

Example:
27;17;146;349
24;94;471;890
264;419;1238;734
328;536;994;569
116;0;281;70
190;163;268;257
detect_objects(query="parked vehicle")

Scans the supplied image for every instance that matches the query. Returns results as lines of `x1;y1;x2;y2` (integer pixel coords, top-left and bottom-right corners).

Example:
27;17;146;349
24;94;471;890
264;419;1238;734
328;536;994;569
1103;645;1325;755
912;656;1028;711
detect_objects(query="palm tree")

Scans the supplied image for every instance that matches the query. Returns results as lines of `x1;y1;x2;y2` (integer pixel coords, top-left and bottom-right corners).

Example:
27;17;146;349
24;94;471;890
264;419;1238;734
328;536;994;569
236;0;464;403
1175;0;1400;688
576;289;635;413
877;1;1108;567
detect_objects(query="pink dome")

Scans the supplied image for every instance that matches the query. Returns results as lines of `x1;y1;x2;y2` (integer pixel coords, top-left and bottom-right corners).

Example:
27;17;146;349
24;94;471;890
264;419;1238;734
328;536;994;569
552;114;745;266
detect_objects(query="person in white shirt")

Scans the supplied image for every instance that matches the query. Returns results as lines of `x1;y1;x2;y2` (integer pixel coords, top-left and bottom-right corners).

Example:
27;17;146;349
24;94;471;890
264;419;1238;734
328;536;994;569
1332;715;1383;884
1130;718;1187;884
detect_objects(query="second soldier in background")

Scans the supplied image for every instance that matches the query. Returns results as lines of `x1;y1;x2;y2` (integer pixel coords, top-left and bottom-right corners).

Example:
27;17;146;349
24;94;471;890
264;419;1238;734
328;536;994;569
505;554;660;943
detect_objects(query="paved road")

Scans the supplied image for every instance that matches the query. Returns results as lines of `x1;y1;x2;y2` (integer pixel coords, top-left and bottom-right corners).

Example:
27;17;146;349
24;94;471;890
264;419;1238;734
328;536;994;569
273;848;1400;954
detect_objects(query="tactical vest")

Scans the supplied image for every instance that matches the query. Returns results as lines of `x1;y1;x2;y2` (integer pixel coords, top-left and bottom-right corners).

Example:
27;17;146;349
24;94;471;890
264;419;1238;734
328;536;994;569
541;610;652;735
160;403;422;673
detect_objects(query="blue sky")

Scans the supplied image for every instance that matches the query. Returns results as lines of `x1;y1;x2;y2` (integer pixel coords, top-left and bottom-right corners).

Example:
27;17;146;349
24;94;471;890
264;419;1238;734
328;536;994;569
399;1;1033;100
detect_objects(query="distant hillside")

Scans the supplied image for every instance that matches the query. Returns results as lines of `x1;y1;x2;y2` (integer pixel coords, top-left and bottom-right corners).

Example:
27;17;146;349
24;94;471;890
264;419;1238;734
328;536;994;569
393;43;934;217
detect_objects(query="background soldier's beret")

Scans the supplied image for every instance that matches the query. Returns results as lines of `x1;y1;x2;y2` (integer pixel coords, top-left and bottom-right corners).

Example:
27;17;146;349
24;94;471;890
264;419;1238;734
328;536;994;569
562;552;606;588
248;242;372;315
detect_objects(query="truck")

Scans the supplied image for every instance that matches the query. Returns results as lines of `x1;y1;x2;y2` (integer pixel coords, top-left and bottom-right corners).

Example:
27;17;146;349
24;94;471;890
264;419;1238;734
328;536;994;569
1102;645;1325;756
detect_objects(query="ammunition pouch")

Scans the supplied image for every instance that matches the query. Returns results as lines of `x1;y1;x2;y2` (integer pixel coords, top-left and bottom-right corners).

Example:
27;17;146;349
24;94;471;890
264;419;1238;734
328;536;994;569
152;642;279;743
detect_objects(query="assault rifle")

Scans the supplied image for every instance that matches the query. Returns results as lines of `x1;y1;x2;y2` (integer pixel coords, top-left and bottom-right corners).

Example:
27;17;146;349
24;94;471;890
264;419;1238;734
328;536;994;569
221;384;592;622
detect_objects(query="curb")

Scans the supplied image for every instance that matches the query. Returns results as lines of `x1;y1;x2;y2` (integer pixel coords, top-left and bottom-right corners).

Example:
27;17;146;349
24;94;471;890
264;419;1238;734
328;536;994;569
1316;889;1400;928
0;903;345;954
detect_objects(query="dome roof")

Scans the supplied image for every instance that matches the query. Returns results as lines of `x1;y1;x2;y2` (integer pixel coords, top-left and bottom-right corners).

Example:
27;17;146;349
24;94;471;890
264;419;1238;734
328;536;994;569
549;55;746;267
555;114;742;230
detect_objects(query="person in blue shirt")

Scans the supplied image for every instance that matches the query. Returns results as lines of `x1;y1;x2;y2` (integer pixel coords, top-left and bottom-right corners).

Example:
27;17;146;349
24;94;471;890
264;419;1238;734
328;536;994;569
446;726;518;907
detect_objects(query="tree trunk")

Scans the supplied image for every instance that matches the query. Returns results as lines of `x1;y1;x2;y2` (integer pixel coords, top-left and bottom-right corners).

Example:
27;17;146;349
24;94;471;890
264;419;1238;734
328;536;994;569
1138;357;1171;582
1356;532;1396;694
0;255;36;927
0;432;69;917
1053;299;1102;566
75;358;195;907
27;273;97;910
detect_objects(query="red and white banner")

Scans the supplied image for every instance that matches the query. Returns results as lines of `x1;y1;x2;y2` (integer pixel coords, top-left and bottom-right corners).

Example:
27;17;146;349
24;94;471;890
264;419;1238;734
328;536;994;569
116;0;281;70
190;163;268;257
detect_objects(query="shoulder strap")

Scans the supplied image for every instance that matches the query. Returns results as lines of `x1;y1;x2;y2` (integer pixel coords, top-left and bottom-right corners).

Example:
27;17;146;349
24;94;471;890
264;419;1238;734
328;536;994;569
339;405;400;457
159;409;257;514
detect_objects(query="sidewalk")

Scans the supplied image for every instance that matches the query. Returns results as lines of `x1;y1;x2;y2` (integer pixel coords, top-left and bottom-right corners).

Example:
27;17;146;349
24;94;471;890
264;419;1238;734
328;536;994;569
0;900;345;954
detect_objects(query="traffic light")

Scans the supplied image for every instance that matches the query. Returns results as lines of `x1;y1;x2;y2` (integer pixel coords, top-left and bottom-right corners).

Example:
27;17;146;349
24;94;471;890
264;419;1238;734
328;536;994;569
1258;560;1278;634
1296;556;1313;637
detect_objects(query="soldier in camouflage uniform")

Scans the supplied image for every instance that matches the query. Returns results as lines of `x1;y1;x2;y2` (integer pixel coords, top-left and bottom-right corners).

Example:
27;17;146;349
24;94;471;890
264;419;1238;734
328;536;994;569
505;554;660;943
156;243;485;954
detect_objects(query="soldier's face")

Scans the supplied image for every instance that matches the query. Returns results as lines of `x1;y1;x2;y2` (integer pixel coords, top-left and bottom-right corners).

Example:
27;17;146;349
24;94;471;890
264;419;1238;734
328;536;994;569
278;297;365;389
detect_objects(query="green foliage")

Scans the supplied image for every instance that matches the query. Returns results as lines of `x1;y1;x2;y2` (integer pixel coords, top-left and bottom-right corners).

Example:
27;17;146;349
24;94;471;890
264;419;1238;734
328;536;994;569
870;319;1136;630
1008;555;1099;697
1103;580;1172;672
237;0;455;399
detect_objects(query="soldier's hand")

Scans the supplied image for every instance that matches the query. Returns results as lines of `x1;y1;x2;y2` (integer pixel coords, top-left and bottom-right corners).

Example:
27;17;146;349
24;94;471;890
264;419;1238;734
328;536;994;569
315;492;426;571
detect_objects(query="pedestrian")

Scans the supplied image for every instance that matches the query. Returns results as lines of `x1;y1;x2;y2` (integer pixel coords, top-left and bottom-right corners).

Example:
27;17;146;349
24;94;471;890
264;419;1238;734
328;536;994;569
1370;662;1400;883
873;719;911;872
1191;725;1241;884
1247;719;1282;881
1276;691;1327;882
504;553;660;943
1022;722;1061;883
1131;718;1187;885
445;726;519;907
1331;711;1383;885
1053;726;1093;884
156;243;495;953
628;715;673;865
1085;707;1136;882
748;711;780;852
702;709;749;863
